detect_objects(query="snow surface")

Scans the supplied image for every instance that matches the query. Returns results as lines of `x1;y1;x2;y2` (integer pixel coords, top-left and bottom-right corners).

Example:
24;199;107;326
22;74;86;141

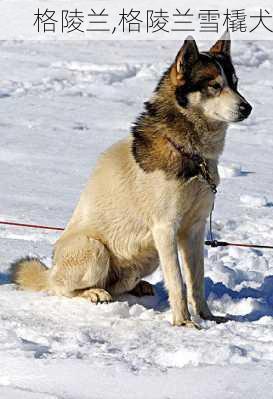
1;40;273;398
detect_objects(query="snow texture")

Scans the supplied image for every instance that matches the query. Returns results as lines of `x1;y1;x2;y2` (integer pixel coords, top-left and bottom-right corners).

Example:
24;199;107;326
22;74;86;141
1;40;273;398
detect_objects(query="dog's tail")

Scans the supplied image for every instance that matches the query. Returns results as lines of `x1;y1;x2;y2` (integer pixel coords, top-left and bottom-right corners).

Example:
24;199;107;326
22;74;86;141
10;256;49;291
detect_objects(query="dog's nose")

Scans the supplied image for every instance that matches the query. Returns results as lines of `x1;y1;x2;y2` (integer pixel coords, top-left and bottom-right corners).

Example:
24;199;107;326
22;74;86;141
239;102;252;118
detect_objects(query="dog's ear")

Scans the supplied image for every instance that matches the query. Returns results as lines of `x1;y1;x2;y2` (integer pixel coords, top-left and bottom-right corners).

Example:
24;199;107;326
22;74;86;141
209;31;231;56
171;36;199;85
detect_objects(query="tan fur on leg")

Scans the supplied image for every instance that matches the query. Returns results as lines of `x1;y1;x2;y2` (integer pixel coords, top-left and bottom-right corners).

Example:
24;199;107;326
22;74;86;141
152;223;191;326
179;221;228;324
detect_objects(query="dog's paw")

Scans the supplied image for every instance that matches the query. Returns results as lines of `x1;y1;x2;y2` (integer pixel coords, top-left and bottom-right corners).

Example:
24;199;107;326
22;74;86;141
172;315;201;329
78;288;113;304
174;320;201;330
130;280;155;297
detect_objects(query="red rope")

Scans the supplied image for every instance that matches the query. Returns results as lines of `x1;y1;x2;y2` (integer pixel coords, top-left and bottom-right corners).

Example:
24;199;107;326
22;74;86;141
0;220;64;232
1;221;273;250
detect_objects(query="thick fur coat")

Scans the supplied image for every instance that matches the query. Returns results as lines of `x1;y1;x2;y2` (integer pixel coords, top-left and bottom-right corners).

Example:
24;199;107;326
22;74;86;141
11;34;252;328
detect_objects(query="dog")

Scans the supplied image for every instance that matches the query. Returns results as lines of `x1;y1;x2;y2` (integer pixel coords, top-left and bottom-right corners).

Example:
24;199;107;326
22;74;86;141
11;33;252;328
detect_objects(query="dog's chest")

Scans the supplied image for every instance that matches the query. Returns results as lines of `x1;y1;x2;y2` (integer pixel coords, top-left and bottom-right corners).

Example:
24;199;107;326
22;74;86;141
156;174;215;224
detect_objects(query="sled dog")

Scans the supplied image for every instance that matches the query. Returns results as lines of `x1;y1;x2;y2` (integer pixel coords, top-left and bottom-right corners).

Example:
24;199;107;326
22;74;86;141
11;33;252;327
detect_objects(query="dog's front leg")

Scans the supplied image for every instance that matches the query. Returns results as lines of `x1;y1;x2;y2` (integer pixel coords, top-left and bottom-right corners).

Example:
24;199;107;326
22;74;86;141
178;222;228;324
152;223;194;327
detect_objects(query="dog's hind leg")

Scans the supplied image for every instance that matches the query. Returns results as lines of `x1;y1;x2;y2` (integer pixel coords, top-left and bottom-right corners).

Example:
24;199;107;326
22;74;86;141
49;234;112;303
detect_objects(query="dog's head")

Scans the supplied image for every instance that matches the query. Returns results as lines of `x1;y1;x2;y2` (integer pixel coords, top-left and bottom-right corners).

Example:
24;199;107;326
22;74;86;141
167;33;252;123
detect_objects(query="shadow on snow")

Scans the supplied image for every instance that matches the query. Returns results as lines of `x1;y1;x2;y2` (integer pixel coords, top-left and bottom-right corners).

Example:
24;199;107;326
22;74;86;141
1;269;273;322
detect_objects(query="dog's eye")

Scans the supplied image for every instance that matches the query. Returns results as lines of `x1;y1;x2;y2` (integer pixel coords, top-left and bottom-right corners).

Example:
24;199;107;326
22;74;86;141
209;82;221;90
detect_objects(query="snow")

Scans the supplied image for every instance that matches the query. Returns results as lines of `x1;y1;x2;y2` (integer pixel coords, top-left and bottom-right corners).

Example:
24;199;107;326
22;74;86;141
1;39;273;397
240;194;269;208
218;163;243;178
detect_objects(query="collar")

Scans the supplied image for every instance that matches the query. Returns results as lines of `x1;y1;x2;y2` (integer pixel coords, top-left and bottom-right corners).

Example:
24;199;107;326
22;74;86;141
165;135;217;194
